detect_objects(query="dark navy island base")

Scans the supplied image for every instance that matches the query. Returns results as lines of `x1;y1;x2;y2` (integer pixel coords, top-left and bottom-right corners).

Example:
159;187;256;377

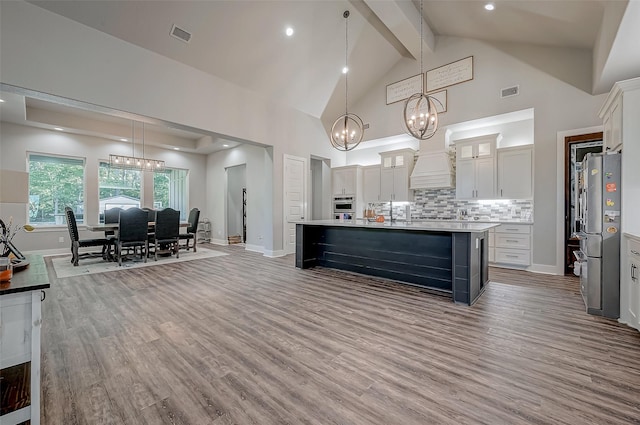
295;220;498;305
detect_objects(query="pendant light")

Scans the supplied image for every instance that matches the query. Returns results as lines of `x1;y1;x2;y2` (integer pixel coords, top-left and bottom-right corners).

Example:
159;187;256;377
330;10;364;151
402;0;441;140
109;121;165;171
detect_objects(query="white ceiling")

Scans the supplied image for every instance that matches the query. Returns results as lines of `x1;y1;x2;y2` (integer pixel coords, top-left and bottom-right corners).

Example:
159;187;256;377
3;0;638;152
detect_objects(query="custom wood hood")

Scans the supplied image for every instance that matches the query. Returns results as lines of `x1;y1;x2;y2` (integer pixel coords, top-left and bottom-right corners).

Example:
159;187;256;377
409;132;455;189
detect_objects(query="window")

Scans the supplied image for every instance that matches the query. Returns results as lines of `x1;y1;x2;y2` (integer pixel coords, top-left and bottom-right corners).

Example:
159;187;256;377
98;161;142;222
28;154;85;225
154;168;188;219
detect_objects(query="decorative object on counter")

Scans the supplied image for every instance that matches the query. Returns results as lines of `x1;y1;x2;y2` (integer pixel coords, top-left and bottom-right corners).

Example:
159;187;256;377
329;10;365;152
109;121;165;172
376;215;385;223
402;0;442;141
0;257;12;281
0;217;34;260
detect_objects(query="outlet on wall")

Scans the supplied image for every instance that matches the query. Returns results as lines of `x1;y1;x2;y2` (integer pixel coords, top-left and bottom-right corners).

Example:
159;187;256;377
58;236;64;243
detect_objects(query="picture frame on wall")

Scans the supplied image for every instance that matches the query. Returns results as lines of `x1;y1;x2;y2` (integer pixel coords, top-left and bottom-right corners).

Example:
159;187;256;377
386;74;423;105
429;90;447;113
426;56;473;92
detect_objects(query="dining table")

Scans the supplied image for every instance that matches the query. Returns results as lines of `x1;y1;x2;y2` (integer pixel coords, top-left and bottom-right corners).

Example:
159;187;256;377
85;221;190;232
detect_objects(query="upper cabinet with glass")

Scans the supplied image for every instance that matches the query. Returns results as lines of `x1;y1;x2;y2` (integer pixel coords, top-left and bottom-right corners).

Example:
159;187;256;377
455;134;498;161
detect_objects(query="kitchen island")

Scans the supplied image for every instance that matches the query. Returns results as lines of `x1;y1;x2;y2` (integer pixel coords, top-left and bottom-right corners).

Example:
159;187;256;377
295;220;498;305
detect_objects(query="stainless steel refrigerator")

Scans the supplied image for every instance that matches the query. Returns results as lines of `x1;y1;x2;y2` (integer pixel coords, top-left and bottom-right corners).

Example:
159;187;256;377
577;152;621;318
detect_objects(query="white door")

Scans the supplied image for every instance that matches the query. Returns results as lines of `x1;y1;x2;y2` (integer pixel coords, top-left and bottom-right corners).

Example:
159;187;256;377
284;155;307;255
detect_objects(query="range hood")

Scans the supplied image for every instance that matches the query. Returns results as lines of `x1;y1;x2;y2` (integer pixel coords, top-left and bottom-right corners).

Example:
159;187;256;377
410;132;455;189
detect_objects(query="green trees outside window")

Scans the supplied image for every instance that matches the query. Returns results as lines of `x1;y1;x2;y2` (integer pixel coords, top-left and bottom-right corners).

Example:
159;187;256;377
28;154;85;225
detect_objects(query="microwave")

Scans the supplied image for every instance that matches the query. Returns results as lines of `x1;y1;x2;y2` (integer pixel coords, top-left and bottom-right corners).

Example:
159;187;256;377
333;196;355;212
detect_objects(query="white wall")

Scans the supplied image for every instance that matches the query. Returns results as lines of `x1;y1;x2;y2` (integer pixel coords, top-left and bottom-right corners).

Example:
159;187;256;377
0;1;344;255
0;122;206;252
351;36;608;271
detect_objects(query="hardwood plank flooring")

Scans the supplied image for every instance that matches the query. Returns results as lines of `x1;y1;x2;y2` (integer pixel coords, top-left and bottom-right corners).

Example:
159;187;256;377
39;245;640;424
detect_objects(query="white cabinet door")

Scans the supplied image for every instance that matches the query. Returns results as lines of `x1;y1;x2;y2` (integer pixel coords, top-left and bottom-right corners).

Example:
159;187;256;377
456;160;475;199
392;167;410;201
363;166;381;202
332;168;357;195
498;146;533;199
475;157;496;199
380;167;394;201
610;100;622;151
629;255;640;328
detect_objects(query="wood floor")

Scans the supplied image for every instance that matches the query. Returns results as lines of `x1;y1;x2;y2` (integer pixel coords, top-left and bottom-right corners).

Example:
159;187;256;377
40;245;640;425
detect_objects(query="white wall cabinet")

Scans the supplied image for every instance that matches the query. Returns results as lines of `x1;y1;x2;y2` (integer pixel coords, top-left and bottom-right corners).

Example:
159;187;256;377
601;77;640;330
455;135;497;200
602;92;623;152
379;149;415;202
362;165;381;202
332;166;360;196
497;146;533;199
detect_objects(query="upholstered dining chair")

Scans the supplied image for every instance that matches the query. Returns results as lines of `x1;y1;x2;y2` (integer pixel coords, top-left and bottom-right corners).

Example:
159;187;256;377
117;208;149;266
64;206;112;266
142;207;157;240
149;208;180;261
179;207;200;252
104;207;123;259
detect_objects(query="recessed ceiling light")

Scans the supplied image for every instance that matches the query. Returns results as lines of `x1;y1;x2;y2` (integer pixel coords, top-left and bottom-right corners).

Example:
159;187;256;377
54;127;64;131
342;66;348;74
285;27;294;37
173;147;180;150
120;138;128;142
484;3;495;11
223;144;229;147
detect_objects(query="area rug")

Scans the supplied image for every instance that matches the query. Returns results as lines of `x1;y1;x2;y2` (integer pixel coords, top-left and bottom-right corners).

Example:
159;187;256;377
50;247;228;278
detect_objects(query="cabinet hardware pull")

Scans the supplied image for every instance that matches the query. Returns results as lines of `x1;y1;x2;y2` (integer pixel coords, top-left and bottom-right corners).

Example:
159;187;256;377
505;255;518;258
506;239;519;243
501;189;503;197
631;264;637;281
631;250;640;256
41;290;46;302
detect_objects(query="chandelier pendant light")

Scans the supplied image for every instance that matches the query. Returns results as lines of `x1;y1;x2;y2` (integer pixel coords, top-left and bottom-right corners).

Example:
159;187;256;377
109;121;165;172
403;0;442;140
330;10;364;152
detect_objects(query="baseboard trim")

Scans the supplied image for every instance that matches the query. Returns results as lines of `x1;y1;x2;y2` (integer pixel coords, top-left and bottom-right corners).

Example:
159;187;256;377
244;244;264;254
29;248;71;256
263;249;286;258
529;263;562;275
210;238;228;246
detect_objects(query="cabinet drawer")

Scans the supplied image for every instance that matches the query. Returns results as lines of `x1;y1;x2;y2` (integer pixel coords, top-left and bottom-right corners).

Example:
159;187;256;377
628;238;640;259
496;224;531;234
488;232;495;248
495;234;530;249
488;248;495;263
495;248;531;266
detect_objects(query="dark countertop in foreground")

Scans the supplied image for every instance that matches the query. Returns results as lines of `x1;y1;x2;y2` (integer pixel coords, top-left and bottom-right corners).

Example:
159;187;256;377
295;219;499;233
0;254;50;296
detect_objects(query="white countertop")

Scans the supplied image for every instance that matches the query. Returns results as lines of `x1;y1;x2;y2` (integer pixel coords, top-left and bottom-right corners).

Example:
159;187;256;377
295;219;499;233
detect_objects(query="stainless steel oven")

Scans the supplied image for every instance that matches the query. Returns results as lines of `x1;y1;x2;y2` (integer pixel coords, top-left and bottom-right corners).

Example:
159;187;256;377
333;196;355;213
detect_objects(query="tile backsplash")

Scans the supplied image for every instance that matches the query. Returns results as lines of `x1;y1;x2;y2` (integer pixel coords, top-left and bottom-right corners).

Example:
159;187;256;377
367;189;533;221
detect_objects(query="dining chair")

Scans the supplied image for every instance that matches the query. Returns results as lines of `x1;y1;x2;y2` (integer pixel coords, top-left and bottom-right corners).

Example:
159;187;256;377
117;207;149;266
149;208;180;261
179;207;200;252
64;206;112;266
142;207;157;241
104;207;123;259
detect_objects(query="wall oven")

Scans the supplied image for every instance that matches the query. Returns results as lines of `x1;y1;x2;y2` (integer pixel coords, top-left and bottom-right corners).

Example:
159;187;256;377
333;196;355;213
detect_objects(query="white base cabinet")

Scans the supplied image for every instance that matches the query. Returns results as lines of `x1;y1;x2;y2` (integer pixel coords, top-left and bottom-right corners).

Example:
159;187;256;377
489;224;532;268
621;234;640;331
0;291;43;425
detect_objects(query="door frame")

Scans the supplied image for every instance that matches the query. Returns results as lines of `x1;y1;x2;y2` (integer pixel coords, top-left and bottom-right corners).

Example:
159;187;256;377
555;126;602;275
283;154;307;255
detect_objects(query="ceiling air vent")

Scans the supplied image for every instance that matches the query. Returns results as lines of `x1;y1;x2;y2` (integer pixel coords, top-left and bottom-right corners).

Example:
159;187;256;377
501;85;519;98
170;24;192;43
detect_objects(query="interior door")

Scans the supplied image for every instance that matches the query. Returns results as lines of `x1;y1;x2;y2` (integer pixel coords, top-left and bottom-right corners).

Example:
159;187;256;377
284;155;307;255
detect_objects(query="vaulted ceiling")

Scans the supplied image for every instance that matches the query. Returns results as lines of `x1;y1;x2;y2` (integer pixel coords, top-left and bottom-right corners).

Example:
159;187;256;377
3;0;639;152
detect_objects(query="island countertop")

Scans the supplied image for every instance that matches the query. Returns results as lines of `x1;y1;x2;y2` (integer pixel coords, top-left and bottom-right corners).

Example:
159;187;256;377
294;219;500;233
